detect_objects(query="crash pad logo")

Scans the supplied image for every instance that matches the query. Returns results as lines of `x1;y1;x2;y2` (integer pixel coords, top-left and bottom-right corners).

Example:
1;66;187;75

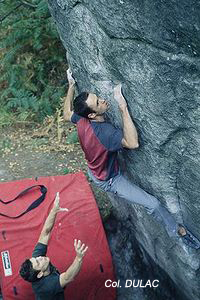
1;251;12;276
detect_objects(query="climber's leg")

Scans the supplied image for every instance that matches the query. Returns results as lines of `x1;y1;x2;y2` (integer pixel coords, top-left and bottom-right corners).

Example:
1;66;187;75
88;169;200;248
108;173;179;237
88;169;177;235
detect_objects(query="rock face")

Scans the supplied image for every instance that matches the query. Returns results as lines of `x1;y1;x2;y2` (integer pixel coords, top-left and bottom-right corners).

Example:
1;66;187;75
48;1;200;299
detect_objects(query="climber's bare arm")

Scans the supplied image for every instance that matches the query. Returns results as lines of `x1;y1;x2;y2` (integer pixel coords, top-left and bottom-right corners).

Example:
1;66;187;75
63;68;75;122
114;84;139;149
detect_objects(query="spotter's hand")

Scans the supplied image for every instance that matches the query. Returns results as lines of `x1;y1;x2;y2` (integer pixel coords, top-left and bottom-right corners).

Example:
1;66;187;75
74;239;88;260
53;192;69;212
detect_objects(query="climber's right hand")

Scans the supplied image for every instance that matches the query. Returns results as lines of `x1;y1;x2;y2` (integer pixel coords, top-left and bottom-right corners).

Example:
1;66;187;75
114;83;127;110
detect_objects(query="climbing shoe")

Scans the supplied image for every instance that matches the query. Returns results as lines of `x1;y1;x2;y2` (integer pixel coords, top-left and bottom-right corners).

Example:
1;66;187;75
178;225;200;250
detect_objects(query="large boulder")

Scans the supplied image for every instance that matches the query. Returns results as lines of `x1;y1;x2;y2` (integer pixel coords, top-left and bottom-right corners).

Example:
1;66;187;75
47;1;200;299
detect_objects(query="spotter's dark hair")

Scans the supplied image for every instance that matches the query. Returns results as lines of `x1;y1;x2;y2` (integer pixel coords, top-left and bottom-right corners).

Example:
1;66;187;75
19;259;40;282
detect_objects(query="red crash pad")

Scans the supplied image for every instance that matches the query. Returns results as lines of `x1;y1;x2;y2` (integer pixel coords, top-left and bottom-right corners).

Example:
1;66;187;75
0;172;116;300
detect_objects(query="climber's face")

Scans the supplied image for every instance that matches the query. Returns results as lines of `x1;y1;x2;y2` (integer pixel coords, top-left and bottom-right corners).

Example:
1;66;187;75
86;93;109;116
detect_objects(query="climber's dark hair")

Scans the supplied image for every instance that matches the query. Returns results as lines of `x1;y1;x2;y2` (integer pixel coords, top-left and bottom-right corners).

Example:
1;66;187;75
19;259;40;282
73;92;95;118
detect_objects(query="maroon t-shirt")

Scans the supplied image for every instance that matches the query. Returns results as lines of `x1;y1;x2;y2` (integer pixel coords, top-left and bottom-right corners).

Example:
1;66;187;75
71;113;123;180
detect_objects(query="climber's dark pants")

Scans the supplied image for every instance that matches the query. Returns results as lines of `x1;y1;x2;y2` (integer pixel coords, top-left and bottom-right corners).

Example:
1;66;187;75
88;169;178;237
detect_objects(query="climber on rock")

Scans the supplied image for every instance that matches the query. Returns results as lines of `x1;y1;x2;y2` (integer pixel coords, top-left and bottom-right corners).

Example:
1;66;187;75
63;68;200;250
19;192;88;299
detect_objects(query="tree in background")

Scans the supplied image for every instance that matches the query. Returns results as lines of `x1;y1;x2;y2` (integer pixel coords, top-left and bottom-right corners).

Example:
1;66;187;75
0;0;67;125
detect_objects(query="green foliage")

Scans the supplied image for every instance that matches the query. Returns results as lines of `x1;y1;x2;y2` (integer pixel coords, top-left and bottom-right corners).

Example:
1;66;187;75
0;137;12;150
62;167;71;175
66;131;79;145
0;108;32;127
0;0;67;124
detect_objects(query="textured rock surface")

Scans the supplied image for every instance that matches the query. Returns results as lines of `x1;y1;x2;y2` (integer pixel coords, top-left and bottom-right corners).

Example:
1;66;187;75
105;209;185;300
48;1;200;299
